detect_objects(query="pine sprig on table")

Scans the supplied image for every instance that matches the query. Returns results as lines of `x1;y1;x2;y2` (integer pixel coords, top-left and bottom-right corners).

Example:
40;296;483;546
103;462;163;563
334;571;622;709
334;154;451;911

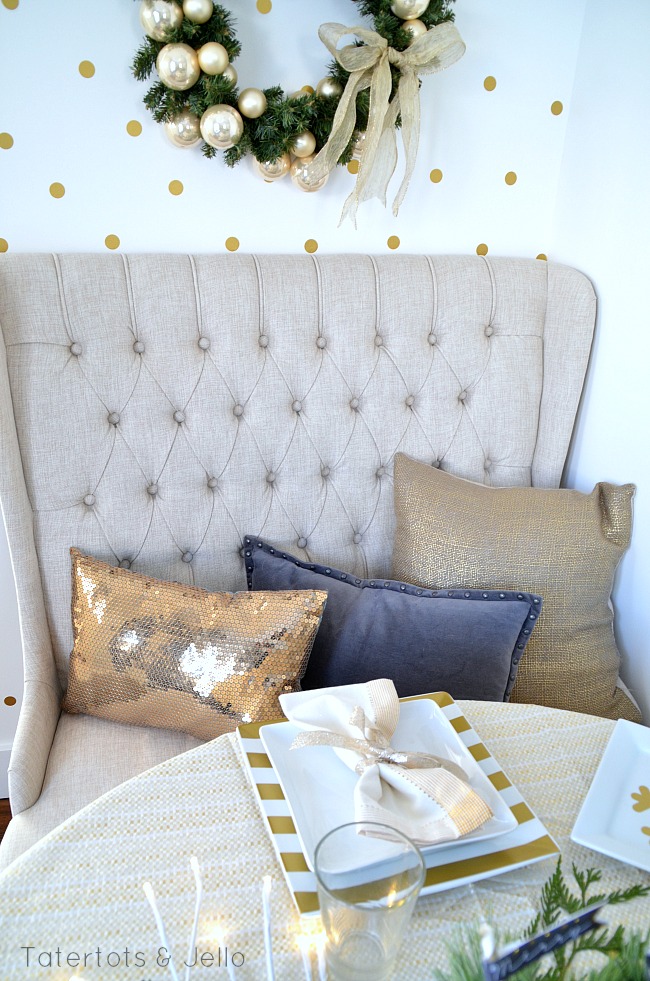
434;860;650;981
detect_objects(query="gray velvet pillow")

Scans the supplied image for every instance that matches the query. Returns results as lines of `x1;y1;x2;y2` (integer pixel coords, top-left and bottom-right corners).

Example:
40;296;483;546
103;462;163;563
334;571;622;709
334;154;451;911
244;536;542;702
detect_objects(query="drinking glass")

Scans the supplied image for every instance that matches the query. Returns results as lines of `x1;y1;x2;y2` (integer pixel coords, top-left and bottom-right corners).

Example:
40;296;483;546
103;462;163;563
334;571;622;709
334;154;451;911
313;821;425;981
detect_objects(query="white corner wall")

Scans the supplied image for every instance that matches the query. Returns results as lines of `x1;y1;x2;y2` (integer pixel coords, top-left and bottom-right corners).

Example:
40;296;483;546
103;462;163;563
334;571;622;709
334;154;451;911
552;0;650;720
0;0;647;778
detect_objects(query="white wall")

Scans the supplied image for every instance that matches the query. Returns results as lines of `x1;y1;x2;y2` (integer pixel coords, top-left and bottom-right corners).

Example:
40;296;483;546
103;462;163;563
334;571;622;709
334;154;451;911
0;0;647;776
0;0;581;255
552;0;650;719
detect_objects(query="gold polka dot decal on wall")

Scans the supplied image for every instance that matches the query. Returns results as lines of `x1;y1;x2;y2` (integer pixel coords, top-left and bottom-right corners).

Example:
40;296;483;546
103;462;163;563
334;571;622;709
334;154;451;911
49;182;65;199
126;120;142;136
304;239;318;254
387;236;400;250
551;101;563;115
347;160;359;175
79;60;96;78
4;696;16;706
476;243;489;256
225;237;240;252
1;0;19;9
484;76;497;91
430;169;443;183
257;0;272;12
0;133;14;150
505;171;517;185
105;234;120;250
168;180;184;195
0;239;8;253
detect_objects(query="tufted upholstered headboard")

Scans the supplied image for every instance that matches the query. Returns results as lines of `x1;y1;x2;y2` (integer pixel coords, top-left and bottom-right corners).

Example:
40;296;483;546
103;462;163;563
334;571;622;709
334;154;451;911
0;253;596;693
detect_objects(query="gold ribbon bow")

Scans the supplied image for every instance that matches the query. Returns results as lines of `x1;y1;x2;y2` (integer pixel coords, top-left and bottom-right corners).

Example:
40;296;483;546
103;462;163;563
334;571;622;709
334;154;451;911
307;21;466;224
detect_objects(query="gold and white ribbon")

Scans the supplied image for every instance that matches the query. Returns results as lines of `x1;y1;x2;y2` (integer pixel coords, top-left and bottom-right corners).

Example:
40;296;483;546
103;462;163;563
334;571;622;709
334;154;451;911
307;21;465;224
291;704;469;778
280;680;492;846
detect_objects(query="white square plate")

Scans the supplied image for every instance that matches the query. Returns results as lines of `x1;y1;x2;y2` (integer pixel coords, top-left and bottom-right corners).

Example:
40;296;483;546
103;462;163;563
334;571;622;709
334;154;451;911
260;694;517;870
238;692;559;915
572;719;650;872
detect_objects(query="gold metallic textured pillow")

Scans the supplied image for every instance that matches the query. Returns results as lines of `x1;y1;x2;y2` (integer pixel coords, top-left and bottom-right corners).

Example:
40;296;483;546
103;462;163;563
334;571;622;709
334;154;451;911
63;549;327;740
392;453;640;723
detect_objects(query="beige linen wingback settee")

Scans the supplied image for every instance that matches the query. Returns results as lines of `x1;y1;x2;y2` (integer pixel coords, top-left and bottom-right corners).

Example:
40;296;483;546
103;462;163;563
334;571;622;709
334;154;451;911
0;252;635;872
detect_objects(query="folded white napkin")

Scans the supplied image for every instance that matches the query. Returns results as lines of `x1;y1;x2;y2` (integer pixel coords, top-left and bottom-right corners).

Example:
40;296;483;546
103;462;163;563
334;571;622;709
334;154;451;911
279;679;493;846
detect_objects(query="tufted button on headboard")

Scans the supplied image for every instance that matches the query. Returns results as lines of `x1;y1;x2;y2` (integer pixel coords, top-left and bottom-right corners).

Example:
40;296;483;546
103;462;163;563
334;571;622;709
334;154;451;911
0;253;596;686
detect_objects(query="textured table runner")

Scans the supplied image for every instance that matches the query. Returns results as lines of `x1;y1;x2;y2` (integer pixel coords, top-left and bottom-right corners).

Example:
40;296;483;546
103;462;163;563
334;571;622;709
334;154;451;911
0;701;648;980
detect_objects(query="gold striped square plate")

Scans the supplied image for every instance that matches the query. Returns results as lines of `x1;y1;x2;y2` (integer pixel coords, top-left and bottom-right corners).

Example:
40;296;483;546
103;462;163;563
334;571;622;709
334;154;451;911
237;692;559;916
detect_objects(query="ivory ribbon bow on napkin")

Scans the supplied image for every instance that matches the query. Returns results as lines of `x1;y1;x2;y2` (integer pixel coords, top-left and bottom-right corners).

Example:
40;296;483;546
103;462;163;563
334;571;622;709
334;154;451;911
279;680;492;846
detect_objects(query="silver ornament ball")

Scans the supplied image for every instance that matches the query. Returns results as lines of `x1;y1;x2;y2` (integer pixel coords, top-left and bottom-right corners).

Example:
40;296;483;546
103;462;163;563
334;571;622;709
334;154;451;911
254;153;291;182
139;0;183;41
391;0;430;20
403;18;428;42
238;88;267;119
316;77;343;99
197;41;229;75
290;130;316;158
164;109;201;147
351;130;366;161
182;0;213;24
200;104;244;149
156;43;200;91
290;154;329;193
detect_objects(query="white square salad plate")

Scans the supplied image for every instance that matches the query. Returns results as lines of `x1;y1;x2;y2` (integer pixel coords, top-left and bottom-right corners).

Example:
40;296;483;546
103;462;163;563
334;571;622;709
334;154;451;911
572;718;650;872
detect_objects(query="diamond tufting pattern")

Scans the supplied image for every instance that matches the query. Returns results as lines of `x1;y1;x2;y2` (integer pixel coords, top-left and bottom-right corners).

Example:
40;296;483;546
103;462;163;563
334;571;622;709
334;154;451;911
0;253;596;687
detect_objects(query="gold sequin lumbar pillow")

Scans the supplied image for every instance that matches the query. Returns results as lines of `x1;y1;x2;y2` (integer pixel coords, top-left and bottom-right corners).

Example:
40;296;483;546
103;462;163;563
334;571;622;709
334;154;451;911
63;549;327;740
392;453;640;723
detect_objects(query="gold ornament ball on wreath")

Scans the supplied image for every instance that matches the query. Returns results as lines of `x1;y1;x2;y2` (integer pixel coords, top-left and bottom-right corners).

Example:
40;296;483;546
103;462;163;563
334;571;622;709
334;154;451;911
316;77;343;99
156;43;200;91
139;0;183;42
200;104;244;150
290;154;329;193
238;88;267;119
222;64;237;86
164;109;202;148
197;42;229;76
182;0;213;24
391;0;430;19
403;18;427;42
254;153;291;182
290;130;316;158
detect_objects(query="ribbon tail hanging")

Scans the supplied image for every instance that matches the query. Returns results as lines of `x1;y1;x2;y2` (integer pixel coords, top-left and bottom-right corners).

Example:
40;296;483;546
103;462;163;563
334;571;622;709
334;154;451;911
391;69;420;216
366;96;401;206
307;67;372;185
339;49;394;225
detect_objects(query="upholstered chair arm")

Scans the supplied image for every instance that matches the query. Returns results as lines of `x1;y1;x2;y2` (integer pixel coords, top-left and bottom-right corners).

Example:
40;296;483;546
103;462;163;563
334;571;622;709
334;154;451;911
0;328;63;815
8;678;61;815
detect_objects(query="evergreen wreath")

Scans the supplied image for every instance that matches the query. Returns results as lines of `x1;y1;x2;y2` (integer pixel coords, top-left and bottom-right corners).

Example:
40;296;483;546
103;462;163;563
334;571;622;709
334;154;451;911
131;0;460;201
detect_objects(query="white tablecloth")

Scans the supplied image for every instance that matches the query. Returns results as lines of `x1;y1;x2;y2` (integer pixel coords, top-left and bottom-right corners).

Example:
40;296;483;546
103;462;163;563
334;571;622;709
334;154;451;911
0;701;648;980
